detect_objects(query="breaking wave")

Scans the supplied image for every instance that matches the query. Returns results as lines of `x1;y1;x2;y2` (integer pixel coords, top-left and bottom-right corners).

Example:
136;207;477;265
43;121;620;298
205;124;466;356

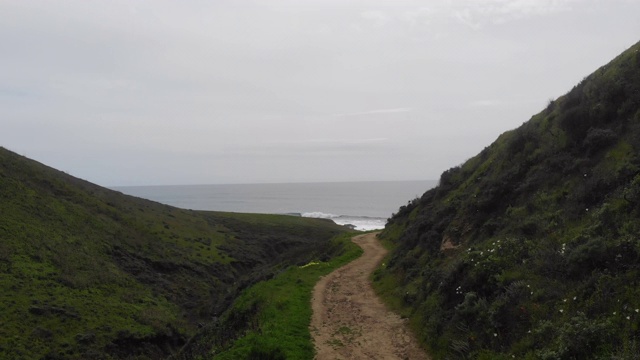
301;212;386;231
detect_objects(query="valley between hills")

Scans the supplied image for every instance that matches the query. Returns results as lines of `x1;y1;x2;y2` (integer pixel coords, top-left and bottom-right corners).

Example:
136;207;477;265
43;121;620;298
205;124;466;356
2;40;640;359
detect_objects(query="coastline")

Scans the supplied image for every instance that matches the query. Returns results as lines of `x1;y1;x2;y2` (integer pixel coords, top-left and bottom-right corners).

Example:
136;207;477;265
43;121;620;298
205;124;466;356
112;181;435;232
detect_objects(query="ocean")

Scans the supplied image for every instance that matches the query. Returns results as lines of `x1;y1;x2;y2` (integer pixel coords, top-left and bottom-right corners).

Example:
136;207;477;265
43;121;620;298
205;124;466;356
112;180;438;231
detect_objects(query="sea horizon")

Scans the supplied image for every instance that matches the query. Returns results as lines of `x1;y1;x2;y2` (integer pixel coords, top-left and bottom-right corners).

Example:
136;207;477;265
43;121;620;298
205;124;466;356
110;179;437;188
113;180;439;231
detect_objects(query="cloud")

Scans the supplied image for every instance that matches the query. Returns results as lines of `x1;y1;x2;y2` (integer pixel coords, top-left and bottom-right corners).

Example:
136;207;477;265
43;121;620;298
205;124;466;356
453;7;483;30
452;0;579;28
385;0;581;30
224;138;392;157
350;1;582;32
303;138;388;145
469;100;502;107
3;0;639;186
360;10;391;27
0;87;32;98
333;107;412;117
403;7;435;26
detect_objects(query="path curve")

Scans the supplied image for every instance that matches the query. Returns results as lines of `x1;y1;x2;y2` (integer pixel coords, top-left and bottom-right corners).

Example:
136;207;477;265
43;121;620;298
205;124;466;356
310;232;429;360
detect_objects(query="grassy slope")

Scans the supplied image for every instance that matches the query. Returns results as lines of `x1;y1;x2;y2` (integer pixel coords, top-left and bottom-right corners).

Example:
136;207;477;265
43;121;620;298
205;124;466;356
0;148;348;359
376;40;640;359
170;232;363;360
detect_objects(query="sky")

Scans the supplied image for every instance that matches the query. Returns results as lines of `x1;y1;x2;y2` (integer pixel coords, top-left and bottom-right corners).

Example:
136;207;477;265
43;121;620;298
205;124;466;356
2;0;640;186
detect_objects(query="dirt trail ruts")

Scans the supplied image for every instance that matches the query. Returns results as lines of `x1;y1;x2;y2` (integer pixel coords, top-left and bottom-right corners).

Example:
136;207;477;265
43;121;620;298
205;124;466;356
310;232;429;360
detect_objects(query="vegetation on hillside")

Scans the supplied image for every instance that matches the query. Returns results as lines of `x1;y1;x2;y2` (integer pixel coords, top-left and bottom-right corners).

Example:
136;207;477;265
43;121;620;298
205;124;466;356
170;232;363;360
376;40;640;359
0;147;348;359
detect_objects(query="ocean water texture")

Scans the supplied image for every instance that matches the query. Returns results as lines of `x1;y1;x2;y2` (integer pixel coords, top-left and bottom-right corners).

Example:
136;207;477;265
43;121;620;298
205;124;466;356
113;181;437;231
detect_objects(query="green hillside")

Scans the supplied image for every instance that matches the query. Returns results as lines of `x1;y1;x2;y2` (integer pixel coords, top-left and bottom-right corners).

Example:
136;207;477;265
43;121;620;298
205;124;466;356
377;41;640;359
0;147;348;359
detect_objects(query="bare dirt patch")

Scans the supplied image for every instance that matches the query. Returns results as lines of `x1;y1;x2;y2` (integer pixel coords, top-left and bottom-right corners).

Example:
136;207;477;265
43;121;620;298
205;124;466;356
310;232;429;360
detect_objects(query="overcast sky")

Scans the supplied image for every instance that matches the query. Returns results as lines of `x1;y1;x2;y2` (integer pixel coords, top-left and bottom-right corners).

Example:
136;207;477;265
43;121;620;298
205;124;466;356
2;0;639;186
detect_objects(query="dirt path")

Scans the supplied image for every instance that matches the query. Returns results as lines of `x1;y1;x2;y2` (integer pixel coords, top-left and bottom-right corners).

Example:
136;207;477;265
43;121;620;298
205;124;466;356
310;232;429;360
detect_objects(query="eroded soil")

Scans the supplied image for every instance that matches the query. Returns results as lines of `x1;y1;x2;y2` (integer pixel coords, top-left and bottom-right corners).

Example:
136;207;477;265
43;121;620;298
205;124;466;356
310;232;429;360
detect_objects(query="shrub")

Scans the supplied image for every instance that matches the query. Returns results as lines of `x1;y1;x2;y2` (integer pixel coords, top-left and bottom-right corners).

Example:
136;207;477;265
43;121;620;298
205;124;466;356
534;313;613;360
584;128;618;153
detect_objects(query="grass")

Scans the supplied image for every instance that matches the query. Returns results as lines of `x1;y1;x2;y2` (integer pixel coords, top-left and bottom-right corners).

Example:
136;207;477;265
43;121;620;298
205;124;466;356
186;232;364;360
0;146;349;359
